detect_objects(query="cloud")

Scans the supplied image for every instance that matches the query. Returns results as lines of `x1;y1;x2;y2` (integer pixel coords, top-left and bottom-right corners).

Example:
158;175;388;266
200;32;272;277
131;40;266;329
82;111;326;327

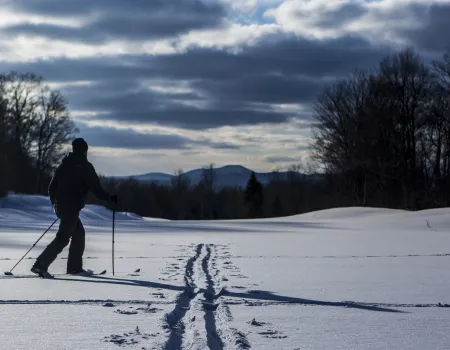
265;155;301;163
77;123;192;150
297;145;312;151
0;34;391;130
98;107;292;130
9;0;221;16
265;0;368;39
76;122;242;150
193;74;324;104
265;0;450;53
5;0;227;42
196;139;240;150
1;34;390;80
399;3;450;52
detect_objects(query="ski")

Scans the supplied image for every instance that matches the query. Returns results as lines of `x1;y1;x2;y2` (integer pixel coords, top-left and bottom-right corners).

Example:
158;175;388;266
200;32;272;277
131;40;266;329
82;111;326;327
2;269;107;279
60;269;107;277
79;269;107;276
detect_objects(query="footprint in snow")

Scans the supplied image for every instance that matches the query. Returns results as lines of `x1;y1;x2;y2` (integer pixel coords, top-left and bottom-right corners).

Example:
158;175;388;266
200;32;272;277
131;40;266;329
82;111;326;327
258;330;287;339
115;309;138;315
104;326;157;346
136;305;162;314
151;292;166;299
248;318;267;326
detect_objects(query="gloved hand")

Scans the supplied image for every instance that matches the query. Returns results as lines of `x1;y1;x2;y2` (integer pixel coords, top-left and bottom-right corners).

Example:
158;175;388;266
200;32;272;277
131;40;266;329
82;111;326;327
110;195;118;204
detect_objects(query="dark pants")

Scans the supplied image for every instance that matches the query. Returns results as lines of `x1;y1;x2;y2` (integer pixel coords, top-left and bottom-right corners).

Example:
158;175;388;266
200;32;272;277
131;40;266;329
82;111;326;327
37;214;85;272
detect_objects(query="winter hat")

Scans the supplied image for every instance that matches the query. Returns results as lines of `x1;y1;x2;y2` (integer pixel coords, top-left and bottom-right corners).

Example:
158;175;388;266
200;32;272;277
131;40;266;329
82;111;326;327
72;138;88;154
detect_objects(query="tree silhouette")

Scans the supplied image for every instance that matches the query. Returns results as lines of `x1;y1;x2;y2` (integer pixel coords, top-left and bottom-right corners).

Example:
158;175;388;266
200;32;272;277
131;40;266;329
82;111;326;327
244;171;264;218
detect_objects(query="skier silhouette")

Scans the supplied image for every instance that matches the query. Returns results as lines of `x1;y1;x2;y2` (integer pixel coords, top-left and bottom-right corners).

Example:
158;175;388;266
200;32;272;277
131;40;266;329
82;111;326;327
31;138;117;277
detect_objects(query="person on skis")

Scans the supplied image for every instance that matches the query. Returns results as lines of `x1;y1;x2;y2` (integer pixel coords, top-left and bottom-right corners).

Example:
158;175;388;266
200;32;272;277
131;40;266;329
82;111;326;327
31;138;118;277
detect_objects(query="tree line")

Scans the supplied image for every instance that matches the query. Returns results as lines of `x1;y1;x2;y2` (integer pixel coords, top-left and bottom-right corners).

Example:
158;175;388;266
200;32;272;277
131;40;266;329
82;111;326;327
2;46;450;219
88;164;329;220
312;47;450;210
0;72;76;197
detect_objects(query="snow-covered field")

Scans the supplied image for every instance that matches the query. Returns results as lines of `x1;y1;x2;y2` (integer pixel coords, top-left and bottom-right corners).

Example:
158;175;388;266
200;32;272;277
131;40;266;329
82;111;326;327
1;194;450;349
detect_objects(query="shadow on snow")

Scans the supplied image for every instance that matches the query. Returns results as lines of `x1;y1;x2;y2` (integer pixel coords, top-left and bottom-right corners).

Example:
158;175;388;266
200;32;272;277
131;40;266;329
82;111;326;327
45;275;404;313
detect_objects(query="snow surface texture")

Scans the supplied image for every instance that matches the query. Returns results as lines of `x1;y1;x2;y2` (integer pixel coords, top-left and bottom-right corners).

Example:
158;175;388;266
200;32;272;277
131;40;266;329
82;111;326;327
1;194;450;349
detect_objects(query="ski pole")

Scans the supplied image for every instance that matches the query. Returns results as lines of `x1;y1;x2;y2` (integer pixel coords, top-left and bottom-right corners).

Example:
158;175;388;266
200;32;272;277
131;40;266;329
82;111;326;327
4;218;59;276
112;208;115;276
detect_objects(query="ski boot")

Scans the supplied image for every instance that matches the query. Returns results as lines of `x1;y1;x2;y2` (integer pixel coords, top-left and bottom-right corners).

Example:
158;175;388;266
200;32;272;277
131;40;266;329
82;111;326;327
31;261;54;278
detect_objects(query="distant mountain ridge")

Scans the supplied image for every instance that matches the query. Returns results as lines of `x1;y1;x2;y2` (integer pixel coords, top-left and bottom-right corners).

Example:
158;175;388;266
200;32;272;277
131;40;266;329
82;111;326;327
111;165;306;189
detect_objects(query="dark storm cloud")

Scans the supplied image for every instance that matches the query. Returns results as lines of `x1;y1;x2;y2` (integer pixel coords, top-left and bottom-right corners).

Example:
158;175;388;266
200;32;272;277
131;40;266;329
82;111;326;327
193;74;324;104
6;0;226;42
59;80;288;129
0;35;390;82
400;3;450;53
77;123;191;150
10;0;221;17
97;107;291;130
0;34;391;129
315;3;367;28
137;35;389;80
60;80;204;114
76;123;241;150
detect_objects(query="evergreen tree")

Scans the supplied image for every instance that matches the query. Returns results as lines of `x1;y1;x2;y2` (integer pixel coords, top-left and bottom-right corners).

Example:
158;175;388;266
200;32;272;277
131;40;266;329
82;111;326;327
244;171;264;218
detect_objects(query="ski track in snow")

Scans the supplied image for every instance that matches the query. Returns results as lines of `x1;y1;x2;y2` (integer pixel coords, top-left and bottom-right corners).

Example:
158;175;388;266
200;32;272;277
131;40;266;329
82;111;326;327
147;243;251;349
156;243;203;350
202;244;224;349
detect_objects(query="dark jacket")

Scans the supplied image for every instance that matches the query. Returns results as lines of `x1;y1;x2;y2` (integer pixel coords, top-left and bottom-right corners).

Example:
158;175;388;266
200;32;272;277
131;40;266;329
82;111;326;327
48;153;110;215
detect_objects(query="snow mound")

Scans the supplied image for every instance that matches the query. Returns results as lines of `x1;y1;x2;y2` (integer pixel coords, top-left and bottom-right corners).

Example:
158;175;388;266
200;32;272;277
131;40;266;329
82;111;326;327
262;206;450;232
0;193;143;224
290;207;405;221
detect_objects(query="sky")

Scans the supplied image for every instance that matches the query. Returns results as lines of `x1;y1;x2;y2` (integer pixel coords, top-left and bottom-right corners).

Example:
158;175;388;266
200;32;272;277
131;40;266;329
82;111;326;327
0;0;449;176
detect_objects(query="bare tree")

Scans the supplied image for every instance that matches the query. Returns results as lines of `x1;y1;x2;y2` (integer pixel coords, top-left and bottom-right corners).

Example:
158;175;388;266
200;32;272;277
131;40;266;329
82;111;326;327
312;70;372;205
0;92;9;196
171;169;190;219
0;71;77;194
433;52;450;91
32;87;77;192
0;72;42;153
377;47;432;208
